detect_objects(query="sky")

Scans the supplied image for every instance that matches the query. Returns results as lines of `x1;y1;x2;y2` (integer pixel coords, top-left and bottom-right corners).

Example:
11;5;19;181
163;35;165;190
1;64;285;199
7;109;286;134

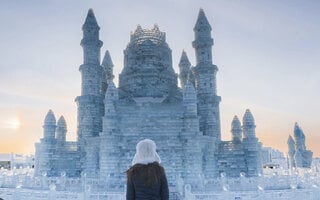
0;0;319;157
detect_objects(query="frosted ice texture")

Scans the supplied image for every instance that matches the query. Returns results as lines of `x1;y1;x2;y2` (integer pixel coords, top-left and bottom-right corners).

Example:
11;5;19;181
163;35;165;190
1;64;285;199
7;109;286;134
288;123;313;168
34;9;264;191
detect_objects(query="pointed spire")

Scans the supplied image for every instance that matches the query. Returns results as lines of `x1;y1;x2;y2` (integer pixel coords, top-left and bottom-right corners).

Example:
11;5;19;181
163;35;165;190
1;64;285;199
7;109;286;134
56;116;67;142
43;109;56;139
179;50;191;89
294;122;305;139
44;109;56;126
231;115;242;141
82;8;100;30
102;50;113;70
242;109;256;138
179;50;191;67
243;109;255;127
57;116;67;129
194;8;212;31
293;122;306;152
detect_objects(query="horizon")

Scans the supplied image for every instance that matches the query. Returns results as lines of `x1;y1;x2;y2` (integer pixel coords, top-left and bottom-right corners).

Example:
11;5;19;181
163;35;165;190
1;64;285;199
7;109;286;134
0;0;319;157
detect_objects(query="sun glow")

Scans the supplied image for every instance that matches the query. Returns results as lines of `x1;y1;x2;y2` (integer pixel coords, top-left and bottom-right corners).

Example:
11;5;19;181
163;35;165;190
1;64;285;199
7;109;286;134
5;118;21;130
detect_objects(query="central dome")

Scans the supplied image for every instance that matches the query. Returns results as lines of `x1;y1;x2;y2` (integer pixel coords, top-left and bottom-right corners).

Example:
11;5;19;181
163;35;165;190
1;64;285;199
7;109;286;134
119;25;180;102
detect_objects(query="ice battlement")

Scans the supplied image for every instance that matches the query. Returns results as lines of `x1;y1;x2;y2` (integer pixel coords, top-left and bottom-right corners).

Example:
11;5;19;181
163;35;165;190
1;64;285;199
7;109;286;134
130;24;166;45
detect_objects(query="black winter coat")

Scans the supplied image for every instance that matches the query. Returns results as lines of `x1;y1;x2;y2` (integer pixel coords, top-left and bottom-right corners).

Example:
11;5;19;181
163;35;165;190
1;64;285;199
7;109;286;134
126;162;169;200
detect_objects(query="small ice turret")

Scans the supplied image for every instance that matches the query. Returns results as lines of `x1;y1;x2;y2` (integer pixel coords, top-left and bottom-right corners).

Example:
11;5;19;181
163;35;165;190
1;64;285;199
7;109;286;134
35;109;57;177
242;109;262;176
242;109;256;138
43;109;57;139
231;115;242;142
183;81;197;116
179;51;191;89
101;50;114;96
56;116;67;143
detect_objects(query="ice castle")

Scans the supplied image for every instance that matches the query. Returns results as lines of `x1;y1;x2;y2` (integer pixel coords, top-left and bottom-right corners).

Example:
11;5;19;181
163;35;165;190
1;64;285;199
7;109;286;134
35;9;263;187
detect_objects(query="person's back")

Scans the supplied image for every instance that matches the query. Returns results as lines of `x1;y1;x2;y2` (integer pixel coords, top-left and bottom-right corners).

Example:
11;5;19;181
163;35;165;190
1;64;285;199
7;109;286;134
126;162;168;200
126;139;169;200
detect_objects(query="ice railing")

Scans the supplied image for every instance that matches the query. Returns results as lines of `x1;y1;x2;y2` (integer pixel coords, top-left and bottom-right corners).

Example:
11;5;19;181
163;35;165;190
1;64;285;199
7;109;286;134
0;167;320;200
184;170;320;200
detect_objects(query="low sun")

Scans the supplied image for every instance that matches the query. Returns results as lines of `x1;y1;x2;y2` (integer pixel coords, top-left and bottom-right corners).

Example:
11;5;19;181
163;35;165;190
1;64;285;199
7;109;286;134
6;118;21;130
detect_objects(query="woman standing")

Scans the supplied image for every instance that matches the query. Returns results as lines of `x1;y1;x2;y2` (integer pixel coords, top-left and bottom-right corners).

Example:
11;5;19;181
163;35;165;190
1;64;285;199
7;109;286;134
126;139;169;200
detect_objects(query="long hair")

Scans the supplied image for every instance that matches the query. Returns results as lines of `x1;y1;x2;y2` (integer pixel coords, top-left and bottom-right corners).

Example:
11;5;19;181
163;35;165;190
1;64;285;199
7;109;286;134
126;162;164;186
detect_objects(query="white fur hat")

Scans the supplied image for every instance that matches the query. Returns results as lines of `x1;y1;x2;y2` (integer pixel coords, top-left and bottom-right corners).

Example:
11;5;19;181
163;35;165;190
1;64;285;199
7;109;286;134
132;139;161;165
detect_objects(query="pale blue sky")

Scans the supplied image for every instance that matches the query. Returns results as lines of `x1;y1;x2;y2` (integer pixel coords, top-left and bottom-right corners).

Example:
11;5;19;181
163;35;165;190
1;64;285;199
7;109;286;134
0;0;319;156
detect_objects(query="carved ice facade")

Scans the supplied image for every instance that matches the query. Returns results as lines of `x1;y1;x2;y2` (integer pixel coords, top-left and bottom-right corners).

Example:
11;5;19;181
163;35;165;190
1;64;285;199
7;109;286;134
35;9;263;188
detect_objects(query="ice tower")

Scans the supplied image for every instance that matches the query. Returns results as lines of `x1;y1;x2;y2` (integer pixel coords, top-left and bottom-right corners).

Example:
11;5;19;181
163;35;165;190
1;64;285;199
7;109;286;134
192;9;221;141
242;109;262;176
179;51;191;89
75;9;104;176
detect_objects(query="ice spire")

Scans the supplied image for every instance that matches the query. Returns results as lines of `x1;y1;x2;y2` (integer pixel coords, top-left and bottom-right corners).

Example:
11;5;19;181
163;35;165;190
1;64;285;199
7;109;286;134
56;116;67;142
82;8;99;30
193;8;214;65
102;51;113;71
194;8;212;31
242;109;256;138
44;110;56;125
179;50;191;89
294;122;306;151
43;109;56;139
231;115;242;142
287;135;296;168
102;50;114;81
101;50;115;96
81;8;102;67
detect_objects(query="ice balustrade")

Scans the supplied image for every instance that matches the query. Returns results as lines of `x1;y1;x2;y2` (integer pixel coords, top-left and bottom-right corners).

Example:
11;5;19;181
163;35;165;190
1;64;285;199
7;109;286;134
0;167;319;200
